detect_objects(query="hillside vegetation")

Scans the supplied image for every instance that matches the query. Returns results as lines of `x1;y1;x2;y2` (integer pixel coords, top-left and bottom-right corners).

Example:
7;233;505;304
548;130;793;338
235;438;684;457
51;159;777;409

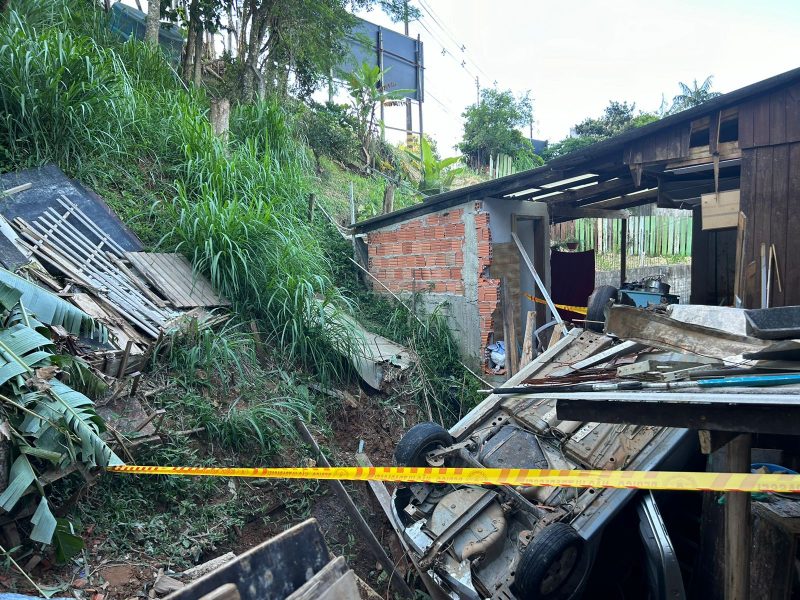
0;1;481;592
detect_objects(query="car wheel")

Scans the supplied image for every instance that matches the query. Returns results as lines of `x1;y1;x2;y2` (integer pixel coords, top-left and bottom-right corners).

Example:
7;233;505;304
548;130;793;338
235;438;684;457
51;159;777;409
513;522;585;600
585;285;618;332
394;422;453;467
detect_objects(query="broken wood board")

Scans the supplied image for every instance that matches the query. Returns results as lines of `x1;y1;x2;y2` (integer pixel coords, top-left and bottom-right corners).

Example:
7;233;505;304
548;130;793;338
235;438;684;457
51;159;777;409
126;252;229;308
14;208;175;337
606;305;773;360
70;293;146;354
617;353;720;380
165;519;331;600
701;189;739;230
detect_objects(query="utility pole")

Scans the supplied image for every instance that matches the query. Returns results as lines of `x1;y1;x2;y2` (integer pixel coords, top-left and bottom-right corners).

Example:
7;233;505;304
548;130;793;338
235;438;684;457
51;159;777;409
404;0;413;145
476;76;480;105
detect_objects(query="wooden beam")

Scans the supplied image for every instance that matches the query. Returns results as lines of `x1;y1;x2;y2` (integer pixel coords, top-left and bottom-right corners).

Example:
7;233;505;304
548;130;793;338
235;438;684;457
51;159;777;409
724;433;752;600
550;207;631;220
663;147;741;171
500;279;518;377
555;392;800;435
620;218;628;285
544;178;640;206
579;188;659;210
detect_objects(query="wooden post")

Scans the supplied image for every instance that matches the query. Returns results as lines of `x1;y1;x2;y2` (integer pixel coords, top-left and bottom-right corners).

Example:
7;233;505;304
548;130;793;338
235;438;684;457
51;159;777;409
519;310;536;369
620;218;628;287
724;433;752;600
500;279;518;377
382;184;395;215
307;193;316;222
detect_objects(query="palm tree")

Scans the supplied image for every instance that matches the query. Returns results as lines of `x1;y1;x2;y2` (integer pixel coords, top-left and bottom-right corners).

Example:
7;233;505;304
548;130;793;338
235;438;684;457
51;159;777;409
668;76;722;114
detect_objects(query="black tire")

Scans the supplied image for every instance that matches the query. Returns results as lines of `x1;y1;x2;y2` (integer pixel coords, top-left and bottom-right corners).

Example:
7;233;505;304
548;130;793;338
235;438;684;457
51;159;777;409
394;422;453;467
513;523;585;600
585;285;618;332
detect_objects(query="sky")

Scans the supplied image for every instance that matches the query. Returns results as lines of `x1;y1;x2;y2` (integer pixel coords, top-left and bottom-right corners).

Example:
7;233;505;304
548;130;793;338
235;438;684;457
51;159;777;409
355;0;800;153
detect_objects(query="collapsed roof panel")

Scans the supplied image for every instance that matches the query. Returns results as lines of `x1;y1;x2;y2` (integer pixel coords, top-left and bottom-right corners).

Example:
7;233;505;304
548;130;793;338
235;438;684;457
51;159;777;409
0;164;144;253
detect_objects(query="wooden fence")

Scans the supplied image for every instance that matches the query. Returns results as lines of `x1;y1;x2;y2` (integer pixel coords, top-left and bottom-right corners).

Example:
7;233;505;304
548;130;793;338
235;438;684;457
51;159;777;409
551;215;693;257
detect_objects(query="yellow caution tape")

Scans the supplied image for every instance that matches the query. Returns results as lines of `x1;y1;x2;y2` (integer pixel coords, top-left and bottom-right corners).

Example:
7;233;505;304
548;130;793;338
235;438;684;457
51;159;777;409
525;294;588;316
106;465;800;494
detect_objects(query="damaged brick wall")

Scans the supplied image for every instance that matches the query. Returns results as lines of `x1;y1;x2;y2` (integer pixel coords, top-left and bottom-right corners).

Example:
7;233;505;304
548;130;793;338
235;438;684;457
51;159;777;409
367;208;465;294
475;202;500;358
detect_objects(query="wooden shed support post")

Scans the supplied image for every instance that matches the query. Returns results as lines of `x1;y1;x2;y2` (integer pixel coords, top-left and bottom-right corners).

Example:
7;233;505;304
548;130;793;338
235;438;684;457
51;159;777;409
620;218;628;286
724;433;751;600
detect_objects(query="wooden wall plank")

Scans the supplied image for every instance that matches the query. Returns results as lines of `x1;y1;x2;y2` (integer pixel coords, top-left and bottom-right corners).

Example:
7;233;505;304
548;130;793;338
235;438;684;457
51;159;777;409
753;147;774;307
739;150;756;301
769;90;787;146
691;207;708;304
753;98;771;148
739;100;756;149
786;143;800;305
786;83;800;144
770;145;789;307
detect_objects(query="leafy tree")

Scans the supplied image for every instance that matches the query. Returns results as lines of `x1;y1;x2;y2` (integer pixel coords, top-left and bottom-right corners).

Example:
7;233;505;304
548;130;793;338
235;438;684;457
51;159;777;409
668;76;722;114
232;0;415;101
539;136;598;161
458;88;533;167
574;100;658;138
542;100;659;161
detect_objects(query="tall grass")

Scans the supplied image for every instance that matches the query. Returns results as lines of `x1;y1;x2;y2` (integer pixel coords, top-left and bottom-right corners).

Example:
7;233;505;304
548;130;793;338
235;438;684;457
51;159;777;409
0;11;137;173
0;5;360;382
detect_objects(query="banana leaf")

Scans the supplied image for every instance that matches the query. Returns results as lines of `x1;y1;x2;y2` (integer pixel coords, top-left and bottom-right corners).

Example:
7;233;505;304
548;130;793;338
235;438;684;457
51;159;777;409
0;324;53;388
30;496;57;544
0;270;108;342
0;454;36;511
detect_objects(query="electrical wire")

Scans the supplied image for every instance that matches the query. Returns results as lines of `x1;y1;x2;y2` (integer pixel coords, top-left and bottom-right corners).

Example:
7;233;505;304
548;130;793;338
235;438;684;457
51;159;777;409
415;0;494;83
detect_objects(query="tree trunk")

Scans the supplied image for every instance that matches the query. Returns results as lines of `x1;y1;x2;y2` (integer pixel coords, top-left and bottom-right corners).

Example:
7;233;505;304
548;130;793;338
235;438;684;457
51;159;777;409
181;0;198;81
144;0;160;47
210;98;230;139
192;22;203;86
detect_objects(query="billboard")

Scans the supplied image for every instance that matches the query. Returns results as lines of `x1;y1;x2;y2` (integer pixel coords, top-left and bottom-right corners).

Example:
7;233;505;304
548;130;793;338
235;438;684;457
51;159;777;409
341;16;424;102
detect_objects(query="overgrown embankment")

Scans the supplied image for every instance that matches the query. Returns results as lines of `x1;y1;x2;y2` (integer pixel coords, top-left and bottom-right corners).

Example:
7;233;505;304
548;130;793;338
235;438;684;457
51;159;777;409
0;1;480;594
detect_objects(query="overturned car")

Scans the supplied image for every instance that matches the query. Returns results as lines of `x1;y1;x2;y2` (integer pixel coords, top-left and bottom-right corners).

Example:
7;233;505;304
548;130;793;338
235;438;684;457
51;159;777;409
391;330;694;600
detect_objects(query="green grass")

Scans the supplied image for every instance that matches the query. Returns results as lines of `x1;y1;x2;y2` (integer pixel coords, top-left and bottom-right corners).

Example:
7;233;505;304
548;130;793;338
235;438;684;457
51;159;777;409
315;156;420;223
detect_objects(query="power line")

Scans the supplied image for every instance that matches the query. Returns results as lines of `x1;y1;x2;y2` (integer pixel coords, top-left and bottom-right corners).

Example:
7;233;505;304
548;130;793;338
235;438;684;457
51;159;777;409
415;19;478;81
415;0;494;83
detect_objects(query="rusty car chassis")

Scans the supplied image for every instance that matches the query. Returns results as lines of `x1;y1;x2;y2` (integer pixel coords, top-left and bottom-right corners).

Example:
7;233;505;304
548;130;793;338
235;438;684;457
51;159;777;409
391;388;692;599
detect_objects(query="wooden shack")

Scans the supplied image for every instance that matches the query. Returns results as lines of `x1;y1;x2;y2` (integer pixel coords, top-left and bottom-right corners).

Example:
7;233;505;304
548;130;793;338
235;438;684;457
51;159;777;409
353;66;800;366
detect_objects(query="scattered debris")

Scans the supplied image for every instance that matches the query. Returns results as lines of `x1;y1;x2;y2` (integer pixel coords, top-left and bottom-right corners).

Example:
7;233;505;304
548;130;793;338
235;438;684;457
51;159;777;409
164;519;373;600
382;297;800;598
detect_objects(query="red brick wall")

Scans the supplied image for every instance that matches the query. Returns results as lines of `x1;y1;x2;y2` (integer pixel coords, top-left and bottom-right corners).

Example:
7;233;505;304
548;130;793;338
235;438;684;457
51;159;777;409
367;208;465;294
366;202;500;365
475;203;500;355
